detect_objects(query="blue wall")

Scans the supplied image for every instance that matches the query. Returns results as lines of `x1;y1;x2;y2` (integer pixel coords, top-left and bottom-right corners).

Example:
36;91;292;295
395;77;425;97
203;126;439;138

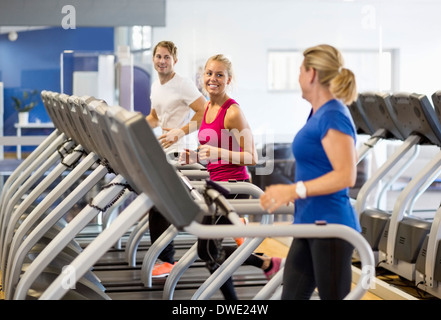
0;27;114;151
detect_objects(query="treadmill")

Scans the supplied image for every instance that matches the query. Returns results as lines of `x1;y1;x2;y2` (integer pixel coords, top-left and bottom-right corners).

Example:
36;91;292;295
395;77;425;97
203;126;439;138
349;93;388;163
355;92;411;253
374;93;441;280
415;90;441;297
3;91;111;300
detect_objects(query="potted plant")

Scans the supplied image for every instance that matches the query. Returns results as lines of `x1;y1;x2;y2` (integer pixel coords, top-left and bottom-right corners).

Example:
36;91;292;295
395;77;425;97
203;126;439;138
12;89;40;124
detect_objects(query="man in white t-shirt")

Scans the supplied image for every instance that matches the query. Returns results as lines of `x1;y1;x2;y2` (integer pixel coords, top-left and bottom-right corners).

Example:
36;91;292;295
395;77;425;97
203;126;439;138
146;41;206;278
147;41;206;154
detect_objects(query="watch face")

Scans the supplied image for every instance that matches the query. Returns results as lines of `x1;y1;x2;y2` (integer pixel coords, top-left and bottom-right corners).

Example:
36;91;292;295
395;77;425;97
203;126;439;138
297;182;306;198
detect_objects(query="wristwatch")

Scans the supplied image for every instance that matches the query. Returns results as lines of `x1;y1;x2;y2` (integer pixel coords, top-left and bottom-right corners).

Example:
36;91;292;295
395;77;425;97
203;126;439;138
296;181;307;199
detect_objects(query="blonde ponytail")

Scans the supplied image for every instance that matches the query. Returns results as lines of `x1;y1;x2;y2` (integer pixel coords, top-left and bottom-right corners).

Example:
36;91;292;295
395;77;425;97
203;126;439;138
303;44;357;105
330;67;357;105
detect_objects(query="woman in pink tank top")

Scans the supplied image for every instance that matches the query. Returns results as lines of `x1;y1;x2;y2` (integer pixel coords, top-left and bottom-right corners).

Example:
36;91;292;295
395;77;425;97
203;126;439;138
183;56;257;180
198;98;252;180
180;54;284;300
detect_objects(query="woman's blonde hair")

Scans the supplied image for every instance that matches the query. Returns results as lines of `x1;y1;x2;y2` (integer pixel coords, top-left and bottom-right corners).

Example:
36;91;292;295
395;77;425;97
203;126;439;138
303;44;357;105
202;54;236;94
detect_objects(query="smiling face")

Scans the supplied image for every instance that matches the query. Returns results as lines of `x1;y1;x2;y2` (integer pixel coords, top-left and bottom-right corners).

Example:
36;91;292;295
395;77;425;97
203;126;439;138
203;60;231;97
153;46;176;77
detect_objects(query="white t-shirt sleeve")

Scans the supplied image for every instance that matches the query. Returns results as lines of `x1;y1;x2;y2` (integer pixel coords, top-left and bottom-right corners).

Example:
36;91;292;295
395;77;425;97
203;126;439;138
180;76;203;106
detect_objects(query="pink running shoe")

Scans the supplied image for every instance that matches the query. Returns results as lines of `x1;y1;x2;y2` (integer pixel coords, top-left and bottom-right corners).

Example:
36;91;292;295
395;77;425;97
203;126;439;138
264;257;285;280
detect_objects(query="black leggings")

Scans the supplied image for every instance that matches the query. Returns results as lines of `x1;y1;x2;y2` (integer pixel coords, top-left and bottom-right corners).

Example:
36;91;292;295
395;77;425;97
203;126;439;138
281;238;354;300
148;206;175;264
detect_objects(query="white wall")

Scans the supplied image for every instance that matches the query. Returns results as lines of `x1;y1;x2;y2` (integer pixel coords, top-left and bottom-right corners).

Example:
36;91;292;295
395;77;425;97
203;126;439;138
151;0;441;143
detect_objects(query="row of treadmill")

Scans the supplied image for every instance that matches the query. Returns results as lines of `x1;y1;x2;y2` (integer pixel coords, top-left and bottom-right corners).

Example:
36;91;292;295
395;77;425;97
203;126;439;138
0;90;375;300
349;91;441;299
5;88;441;300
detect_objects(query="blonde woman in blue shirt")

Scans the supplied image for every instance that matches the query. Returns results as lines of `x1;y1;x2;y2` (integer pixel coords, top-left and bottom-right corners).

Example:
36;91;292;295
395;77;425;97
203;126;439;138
260;44;360;300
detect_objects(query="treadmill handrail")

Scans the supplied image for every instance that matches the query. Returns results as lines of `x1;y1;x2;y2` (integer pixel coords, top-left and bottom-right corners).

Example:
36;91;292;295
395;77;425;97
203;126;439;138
184;221;374;300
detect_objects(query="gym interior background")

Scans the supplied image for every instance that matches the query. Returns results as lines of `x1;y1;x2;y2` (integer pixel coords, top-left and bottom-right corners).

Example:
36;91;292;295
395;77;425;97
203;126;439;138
1;0;440;187
1;0;440;145
1;0;441;301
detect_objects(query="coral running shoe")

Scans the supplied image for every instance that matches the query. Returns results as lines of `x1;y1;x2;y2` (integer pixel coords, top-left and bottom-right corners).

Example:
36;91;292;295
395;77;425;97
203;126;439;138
152;261;176;278
234;217;248;246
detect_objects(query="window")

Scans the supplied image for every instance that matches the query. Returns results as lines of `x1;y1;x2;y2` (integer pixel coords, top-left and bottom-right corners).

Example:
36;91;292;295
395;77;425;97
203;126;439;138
268;51;303;92
131;26;152;51
268;49;397;93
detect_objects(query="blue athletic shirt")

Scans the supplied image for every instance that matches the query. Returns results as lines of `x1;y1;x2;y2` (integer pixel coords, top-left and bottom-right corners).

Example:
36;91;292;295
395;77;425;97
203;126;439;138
292;99;361;232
